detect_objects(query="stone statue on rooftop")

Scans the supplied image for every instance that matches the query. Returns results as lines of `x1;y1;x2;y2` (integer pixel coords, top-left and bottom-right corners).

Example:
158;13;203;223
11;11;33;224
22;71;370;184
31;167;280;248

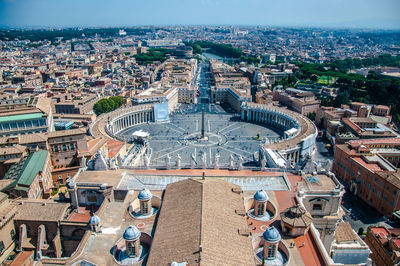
144;154;150;169
214;153;220;169
176;154;181;169
201;152;207;169
81;156;87;169
110;159;116;170
229;154;234;169
165;154;171;170
190;153;196;169
261;156;266;171
238;155;244;170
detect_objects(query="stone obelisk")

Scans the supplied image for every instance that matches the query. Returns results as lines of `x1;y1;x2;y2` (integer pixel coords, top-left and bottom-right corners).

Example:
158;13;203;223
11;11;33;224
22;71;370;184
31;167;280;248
201;106;205;139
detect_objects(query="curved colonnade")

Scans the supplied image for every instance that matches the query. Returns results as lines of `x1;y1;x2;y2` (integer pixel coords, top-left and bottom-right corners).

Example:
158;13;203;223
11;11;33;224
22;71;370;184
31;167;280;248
107;105;154;135
241;102;317;164
241;102;300;136
90;102;316;166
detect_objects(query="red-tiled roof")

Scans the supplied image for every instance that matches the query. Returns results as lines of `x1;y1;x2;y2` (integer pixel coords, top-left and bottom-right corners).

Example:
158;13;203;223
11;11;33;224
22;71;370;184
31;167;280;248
371;227;389;238
106;140;124;158
350;138;400;146
352;157;383;172
67;208;91;223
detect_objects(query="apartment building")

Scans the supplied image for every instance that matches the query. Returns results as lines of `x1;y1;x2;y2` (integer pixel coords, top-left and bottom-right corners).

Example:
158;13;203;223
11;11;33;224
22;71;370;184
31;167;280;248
365;226;400;266
333;138;400;216
54;94;98;115
0;193;17;264
273;88;321;115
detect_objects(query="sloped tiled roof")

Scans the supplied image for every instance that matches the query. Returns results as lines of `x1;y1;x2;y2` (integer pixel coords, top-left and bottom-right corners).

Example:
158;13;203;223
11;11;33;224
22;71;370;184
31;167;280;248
280;204;312;228
335;222;358;243
147;178;255;266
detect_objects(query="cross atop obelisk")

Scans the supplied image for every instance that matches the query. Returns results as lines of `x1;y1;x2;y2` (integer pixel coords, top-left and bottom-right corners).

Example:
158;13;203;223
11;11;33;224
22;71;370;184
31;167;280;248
201;106;205;139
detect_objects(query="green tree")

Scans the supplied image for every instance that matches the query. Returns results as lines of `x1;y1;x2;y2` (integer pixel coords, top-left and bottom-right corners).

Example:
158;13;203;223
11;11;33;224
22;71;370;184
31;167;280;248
93;96;124;115
310;74;318;82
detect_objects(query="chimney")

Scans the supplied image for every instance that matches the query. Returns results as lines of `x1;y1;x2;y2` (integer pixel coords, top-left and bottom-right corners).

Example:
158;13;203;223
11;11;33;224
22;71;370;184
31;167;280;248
202;172;205;180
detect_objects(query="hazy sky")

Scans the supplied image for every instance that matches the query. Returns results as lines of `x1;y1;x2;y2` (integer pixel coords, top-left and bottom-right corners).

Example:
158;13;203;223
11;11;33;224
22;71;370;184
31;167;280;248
0;0;399;29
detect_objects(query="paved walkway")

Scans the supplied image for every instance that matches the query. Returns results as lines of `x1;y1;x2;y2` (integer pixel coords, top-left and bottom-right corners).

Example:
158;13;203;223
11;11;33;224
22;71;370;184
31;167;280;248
293;232;325;266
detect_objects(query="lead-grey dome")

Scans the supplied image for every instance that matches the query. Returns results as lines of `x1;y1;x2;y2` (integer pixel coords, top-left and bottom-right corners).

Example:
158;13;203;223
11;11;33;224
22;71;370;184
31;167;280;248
254;189;268;202
88;215;100;225
138;188;152;201
263;226;281;243
123;225;141;241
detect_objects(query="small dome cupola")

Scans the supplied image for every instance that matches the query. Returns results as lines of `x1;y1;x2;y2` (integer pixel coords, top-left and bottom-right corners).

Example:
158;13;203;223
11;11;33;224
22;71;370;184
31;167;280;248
262;226;282;261
123;225;142;258
254;189;268;202
88;214;101;232
138;188;153;216
123;225;141;241
138;188;153;201
89;215;100;225
253;189;269;217
262;226;281;244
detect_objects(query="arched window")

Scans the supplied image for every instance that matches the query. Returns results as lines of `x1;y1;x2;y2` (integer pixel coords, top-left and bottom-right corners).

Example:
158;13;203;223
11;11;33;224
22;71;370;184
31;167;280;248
267;245;276;259
257;203;264;216
10;229;16;240
126;241;136;257
141;201;148;215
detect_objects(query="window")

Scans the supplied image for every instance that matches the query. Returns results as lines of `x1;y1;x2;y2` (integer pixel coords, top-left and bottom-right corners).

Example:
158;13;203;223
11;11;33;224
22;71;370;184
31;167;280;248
391;200;394;207
257;203;264;216
141;201;148;215
372;187;376;193
62;144;67;151
126;241;136;257
377;191;381;198
387;186;390;191
10;229;16;240
313;204;322;211
267;245;276;259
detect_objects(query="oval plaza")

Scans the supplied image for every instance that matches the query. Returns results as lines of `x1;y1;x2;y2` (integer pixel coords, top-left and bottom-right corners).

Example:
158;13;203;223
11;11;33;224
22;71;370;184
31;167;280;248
92;90;317;170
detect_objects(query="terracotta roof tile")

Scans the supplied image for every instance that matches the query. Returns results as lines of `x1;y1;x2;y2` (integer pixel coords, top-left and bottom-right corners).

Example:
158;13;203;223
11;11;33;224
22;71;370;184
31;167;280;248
147;178;255;265
335;222;358;243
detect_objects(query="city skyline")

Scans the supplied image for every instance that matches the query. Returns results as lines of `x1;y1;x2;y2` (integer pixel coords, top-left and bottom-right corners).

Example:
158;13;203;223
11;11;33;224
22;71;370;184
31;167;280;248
0;0;400;29
0;3;400;264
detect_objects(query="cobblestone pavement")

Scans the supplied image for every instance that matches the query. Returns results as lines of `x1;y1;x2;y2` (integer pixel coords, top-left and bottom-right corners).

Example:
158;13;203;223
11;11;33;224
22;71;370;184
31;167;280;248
118;103;281;168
